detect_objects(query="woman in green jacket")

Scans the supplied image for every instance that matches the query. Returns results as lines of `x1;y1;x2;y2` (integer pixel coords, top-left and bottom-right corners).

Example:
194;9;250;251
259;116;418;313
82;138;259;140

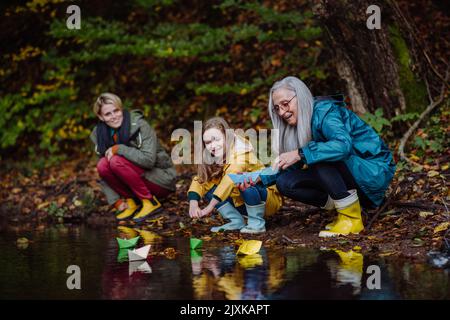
90;93;177;223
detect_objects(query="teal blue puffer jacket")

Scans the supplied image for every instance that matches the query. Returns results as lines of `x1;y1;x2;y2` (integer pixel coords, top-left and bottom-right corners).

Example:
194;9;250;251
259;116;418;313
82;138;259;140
301;98;396;206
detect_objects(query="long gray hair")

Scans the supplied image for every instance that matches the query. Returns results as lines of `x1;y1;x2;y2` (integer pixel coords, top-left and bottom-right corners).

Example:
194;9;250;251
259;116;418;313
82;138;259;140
268;76;314;153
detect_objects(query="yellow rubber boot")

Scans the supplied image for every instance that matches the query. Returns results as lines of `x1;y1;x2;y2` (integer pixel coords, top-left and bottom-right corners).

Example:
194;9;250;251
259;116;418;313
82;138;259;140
333;249;364;294
334;249;364;274
324;215;340;230
319;190;364;237
322;195;338;230
132;197;162;223
136;229;162;244
116;198;139;221
117;226;139;238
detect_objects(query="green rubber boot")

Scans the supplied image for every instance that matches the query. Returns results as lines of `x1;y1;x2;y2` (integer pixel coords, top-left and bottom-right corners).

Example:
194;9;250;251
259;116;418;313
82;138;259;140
210;202;245;232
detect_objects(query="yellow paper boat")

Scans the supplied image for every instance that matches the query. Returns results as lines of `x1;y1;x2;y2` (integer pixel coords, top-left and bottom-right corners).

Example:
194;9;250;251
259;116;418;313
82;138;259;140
238;254;263;268
236;240;262;255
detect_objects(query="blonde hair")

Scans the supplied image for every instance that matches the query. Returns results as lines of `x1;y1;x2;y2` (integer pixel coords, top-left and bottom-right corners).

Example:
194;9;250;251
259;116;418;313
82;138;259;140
93;93;123;115
268;76;313;153
197;117;233;183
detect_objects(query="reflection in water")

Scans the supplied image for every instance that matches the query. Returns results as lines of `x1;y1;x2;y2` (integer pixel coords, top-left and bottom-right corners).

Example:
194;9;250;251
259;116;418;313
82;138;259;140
129;261;152;276
117;226;139;239
190;247;286;300
0;223;449;300
117;248;129;262
324;249;364;295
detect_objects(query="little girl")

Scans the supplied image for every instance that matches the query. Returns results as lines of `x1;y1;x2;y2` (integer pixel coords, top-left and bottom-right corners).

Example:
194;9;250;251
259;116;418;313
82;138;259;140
188;117;282;233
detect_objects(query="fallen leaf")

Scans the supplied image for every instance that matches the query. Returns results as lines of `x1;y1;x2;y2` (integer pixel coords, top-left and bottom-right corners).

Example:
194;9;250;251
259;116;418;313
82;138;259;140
419;211;434;218
380;209;397;216
163;247;177;259
379;251;397;257
37;201;50;210
427;170;440;177
394;217;404;226
57;196;67;205
433;222;450;234
411;238;424;247
16;237;29;245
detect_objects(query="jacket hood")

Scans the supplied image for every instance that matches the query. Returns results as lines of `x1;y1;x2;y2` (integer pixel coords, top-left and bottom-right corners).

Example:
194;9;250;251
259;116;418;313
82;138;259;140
129;109;145;135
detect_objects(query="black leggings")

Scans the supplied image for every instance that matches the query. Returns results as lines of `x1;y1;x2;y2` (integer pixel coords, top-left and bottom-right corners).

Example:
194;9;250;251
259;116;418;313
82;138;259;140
275;162;376;209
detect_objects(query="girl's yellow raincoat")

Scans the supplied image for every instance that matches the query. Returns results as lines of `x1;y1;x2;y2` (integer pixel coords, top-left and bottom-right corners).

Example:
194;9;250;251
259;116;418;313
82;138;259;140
188;135;282;216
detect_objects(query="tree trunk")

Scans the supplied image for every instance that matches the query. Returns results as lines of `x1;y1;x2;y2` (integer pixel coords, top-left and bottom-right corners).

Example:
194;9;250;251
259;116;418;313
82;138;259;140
313;0;406;118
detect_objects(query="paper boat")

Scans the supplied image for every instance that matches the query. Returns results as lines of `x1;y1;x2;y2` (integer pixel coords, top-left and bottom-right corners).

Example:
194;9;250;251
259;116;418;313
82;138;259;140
190;249;203;262
238;254;263;269
129;261;152;276
117;248;129;262
236;240;262;255
228;167;279;184
190;238;203;250
128;244;151;261
116;236;140;249
228;172;260;184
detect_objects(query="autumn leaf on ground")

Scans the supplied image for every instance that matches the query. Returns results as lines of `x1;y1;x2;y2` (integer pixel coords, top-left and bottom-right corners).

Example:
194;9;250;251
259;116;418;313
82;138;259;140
12;188;22;194
57;196;67;205
379;251;398;257
427;170;440;178
419;211;434;218
433;222;450;234
37;201;50;210
163;247;177;259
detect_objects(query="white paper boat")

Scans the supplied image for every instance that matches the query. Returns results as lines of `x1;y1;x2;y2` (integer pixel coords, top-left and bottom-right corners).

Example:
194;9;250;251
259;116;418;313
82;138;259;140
127;244;151;261
129;261;152;276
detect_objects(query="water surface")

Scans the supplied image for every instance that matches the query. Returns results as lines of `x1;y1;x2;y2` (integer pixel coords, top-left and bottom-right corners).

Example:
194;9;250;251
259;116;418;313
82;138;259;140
1;224;449;300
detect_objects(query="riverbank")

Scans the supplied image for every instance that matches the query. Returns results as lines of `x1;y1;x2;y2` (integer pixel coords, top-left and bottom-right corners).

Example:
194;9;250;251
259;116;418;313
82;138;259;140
0;157;448;263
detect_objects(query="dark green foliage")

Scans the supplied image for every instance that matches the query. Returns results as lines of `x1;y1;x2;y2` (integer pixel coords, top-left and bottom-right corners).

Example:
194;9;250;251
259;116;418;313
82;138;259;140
0;0;328;161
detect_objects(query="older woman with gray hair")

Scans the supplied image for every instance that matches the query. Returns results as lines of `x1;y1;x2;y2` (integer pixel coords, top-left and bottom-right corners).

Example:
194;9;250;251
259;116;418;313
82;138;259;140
261;76;396;237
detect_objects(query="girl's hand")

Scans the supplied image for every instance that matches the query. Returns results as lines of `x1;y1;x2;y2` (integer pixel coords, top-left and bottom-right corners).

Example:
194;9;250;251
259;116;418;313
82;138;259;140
117;202;128;211
105;147;114;161
199;204;215;217
189;200;202;218
237;177;259;191
273;150;301;170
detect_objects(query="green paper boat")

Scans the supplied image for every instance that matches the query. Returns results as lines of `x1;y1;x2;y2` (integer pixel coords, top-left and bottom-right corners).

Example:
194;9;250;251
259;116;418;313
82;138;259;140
117;248;129;262
190;249;203;260
190;238;203;250
116;236;140;249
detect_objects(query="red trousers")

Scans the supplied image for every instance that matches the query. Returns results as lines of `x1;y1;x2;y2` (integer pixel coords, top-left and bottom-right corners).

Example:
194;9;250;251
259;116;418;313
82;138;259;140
97;155;172;200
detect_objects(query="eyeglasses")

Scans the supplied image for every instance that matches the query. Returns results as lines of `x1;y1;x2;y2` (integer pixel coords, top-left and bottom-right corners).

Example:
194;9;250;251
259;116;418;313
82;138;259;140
272;94;296;114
